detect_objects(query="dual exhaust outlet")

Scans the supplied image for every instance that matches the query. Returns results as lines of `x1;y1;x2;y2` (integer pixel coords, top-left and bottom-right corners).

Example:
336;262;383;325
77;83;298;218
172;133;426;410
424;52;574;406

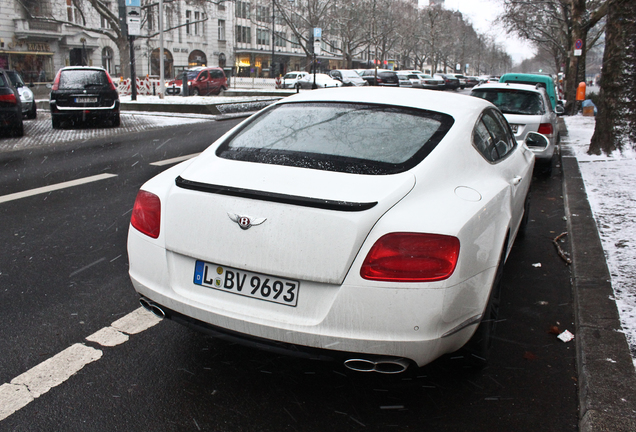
139;298;410;374
139;297;166;319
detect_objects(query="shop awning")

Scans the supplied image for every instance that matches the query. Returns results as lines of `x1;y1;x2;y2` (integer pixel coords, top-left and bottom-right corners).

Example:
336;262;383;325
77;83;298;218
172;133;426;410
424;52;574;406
0;50;54;56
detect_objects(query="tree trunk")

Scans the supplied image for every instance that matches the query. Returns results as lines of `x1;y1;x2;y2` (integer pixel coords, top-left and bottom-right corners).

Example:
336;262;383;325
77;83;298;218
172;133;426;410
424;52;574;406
564;0;586;114
588;0;636;155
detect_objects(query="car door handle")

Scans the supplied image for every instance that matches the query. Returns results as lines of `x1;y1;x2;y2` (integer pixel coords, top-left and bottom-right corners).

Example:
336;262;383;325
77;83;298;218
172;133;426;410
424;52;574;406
512;176;523;186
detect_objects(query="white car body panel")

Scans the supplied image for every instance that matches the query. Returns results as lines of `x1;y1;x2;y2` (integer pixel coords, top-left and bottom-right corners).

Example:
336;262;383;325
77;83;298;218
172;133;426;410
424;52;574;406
128;88;536;367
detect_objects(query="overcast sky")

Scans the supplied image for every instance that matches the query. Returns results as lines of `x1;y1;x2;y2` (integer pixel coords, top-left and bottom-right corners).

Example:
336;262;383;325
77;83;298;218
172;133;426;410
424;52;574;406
420;0;536;64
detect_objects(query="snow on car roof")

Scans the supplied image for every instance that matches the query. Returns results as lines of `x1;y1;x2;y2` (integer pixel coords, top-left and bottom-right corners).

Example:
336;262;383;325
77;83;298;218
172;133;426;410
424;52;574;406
474;82;545;93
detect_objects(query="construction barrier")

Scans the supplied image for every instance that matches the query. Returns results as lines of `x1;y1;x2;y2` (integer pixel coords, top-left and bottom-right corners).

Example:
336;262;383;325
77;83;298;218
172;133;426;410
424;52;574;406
117;75;155;96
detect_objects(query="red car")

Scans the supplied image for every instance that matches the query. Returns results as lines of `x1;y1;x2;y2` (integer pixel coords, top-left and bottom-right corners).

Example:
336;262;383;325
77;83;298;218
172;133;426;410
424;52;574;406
166;67;227;96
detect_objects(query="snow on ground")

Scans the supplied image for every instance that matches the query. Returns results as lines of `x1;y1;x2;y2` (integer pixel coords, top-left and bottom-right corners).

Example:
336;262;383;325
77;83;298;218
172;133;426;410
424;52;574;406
119;94;281;105
563;115;636;364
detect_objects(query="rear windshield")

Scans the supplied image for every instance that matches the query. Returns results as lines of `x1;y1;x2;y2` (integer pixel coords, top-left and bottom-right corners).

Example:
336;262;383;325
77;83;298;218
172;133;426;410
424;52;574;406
216;102;454;175
59;70;109;89
6;71;25;87
471;89;545;115
340;70;360;78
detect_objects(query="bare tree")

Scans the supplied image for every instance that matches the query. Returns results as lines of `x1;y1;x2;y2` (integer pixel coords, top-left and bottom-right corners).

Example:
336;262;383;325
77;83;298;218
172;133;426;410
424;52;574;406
499;0;608;113
588;0;636;154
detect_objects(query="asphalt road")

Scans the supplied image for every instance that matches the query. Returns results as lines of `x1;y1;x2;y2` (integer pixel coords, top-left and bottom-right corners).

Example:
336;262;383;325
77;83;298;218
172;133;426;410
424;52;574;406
0;117;577;431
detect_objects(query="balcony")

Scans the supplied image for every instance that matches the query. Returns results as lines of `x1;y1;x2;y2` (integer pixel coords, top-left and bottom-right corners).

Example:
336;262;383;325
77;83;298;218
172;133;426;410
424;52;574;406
14;19;62;40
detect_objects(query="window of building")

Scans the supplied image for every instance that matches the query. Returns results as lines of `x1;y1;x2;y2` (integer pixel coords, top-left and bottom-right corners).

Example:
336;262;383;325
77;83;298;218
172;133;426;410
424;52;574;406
100;2;112;29
66;0;81;24
194;11;200;35
218;20;226;41
257;29;270;46
256;5;269;22
236;25;251;44
275;32;286;48
102;47;113;74
235;1;250;19
290;34;300;49
186;10;191;34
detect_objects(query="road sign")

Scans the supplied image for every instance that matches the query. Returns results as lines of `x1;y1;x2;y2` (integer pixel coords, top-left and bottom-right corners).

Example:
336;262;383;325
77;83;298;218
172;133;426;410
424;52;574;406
313;40;321;55
575;39;583;50
126;0;141;6
313;28;322;39
127;16;141;36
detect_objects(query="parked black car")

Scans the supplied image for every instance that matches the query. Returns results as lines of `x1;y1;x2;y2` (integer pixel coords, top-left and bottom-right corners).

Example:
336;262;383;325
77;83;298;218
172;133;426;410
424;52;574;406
0;68;24;137
50;66;120;128
434;74;460;90
6;70;37;119
359;69;400;86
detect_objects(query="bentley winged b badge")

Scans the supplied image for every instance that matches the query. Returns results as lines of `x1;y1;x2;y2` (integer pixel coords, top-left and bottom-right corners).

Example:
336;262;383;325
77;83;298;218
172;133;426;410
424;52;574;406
227;212;267;230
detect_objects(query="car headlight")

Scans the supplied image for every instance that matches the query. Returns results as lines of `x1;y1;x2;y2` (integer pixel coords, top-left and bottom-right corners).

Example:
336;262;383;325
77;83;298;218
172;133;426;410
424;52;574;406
22;90;34;101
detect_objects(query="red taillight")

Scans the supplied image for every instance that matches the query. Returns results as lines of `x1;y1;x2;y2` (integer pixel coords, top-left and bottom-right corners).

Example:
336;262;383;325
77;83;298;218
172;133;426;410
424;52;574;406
538;123;553;135
105;72;117;90
51;70;62;91
0;93;17;104
360;233;460;282
131;190;161;239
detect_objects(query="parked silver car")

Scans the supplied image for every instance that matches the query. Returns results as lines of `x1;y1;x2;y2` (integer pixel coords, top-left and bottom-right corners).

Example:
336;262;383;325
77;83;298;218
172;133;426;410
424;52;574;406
470;83;560;171
5;70;36;119
329;69;368;86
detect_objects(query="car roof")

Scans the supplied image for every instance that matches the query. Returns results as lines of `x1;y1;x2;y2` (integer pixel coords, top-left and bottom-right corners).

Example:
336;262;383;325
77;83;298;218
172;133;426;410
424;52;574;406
275;87;491;118
473;82;546;94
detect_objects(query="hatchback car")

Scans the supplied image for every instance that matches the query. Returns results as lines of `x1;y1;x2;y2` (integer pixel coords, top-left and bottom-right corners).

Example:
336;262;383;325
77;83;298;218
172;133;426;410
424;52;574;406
359;69;399;86
5;70;36;119
328;69;368;86
0;69;24;137
470;83;559;168
128;87;547;373
167;67;227;96
49;66;120;128
281;71;309;89
417;74;445;90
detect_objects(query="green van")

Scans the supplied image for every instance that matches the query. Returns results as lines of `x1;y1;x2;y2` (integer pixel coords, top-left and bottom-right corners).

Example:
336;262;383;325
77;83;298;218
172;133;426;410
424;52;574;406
498;73;561;110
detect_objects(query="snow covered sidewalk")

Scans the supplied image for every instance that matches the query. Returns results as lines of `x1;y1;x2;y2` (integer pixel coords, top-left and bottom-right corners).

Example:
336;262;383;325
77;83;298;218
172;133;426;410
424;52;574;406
563;115;636;364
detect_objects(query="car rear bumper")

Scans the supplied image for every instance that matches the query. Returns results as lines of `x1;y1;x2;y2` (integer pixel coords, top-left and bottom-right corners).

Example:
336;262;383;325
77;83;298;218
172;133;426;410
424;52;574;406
128;230;495;367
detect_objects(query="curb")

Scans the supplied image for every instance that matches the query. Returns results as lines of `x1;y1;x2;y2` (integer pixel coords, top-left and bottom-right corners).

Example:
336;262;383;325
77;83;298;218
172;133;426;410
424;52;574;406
561;146;636;431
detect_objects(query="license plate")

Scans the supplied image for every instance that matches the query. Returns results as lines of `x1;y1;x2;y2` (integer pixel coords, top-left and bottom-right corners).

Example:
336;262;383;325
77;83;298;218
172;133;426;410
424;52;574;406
193;260;299;307
75;97;98;103
510;124;519;133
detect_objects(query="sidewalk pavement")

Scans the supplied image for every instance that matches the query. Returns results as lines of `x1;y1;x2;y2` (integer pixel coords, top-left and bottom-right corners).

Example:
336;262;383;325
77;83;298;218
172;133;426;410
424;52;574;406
561;141;636;431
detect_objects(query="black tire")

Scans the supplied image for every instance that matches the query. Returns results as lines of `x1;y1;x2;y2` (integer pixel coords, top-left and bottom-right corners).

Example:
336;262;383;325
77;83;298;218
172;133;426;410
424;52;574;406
461;245;506;368
112;113;120;127
517;192;531;238
192;88;200;96
27;103;37;119
51;116;61;129
12;119;24;137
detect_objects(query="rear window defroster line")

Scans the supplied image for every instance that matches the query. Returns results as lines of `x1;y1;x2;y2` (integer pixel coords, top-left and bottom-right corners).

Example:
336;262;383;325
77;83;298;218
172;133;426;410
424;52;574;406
175;176;378;212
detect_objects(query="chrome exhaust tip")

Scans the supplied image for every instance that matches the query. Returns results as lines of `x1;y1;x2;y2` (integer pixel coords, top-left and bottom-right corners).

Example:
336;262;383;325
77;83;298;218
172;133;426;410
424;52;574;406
139;298;166;319
343;357;410;374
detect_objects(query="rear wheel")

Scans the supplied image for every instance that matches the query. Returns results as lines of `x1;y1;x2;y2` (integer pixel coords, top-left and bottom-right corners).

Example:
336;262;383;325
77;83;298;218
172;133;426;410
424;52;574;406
112;113;120;127
461;245;506;368
192;88;200;96
52;116;61;129
27;103;37;119
12;119;24;137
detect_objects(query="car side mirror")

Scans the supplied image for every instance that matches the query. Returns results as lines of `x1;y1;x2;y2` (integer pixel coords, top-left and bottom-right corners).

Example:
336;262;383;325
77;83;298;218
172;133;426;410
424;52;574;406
555;104;565;116
525;132;550;151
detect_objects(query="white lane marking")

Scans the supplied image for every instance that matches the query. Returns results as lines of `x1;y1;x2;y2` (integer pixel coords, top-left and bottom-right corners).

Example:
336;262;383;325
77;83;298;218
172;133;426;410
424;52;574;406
0;307;162;422
0;173;118;204
111;307;162;335
85;327;129;347
150;153;200;166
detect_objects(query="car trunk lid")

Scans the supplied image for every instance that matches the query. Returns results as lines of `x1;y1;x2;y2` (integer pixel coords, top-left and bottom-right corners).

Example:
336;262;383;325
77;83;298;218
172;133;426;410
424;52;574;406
163;157;415;285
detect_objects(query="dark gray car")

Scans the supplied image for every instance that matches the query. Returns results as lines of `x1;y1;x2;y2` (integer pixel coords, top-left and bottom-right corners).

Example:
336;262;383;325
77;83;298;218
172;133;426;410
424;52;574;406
49;66;120;128
0;69;24;137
